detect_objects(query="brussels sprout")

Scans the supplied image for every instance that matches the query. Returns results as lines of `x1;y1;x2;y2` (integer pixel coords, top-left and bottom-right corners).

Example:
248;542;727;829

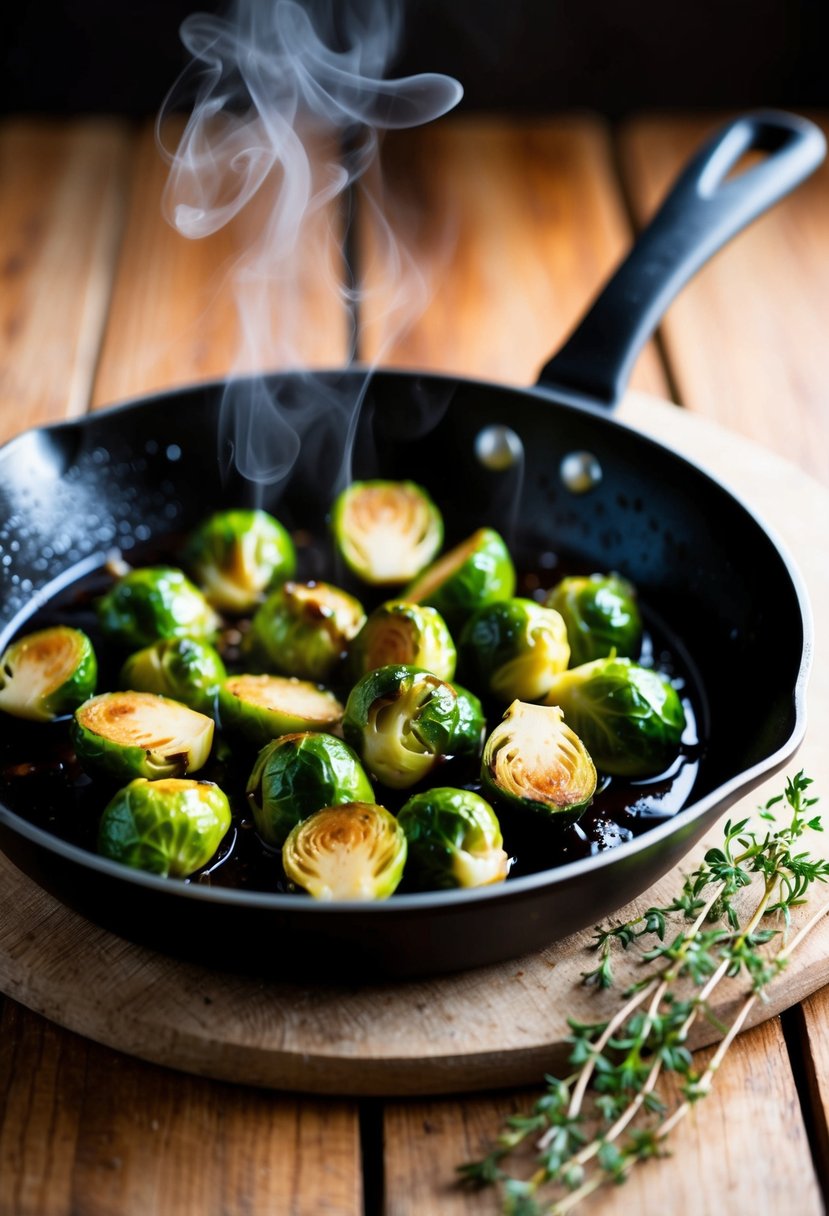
331;479;443;585
282;801;407;900
247;581;365;681
72;691;214;781
183;508;296;613
97;566;220;650
546;573;642;667
481;700;597;820
343;664;485;789
120;637;227;714
247;731;374;847
404;527;515;628
398;787;509;890
350;600;457;682
218;674;344;746
458;598;570;702
98;777;231;877
545;657;686;778
0;626;97;722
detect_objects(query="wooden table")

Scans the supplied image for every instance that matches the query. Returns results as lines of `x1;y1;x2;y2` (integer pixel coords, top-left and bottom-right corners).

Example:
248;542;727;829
1;111;828;1214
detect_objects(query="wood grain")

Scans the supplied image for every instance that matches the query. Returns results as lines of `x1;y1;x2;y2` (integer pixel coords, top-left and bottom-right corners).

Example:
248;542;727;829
0;1000;362;1216
0;119;131;441
382;1019;822;1216
92;120;348;408
619;113;829;487
357;117;668;394
0;394;826;1097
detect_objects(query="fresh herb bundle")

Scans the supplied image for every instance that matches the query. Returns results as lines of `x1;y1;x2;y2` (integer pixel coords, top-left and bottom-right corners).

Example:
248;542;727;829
459;772;827;1215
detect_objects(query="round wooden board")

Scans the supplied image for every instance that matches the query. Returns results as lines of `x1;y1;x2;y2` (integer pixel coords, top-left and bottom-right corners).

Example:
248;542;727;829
1;392;827;1097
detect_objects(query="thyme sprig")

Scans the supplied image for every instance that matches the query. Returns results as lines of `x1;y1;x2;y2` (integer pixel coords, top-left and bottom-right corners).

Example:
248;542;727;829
459;772;828;1215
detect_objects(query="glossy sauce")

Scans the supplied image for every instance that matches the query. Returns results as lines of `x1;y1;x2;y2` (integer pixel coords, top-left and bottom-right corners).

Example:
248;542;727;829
0;536;704;892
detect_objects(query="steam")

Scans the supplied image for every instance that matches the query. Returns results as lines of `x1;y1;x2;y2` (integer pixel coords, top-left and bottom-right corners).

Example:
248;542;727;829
157;0;462;493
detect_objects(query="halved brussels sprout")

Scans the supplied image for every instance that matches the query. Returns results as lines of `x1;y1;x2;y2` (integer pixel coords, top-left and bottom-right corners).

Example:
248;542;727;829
343;664;485;789
120;637;227;714
545;656;686;777
218;674;344;746
331;479;443;585
98;777;231;877
247;731;374;847
398;787;509;890
0;626;97;722
282;801;407;900
458;598;569;702
72;691;214;781
481;700;597;820
183;508;296;613
97;566;220;650
404;527;516;628
350;600;457;682
545;573;642;667
247;581;365;681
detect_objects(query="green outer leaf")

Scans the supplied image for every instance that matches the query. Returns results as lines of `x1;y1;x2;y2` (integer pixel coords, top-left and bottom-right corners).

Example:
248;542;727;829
0;626;97;722
282;801;407;900
546;572;642;667
458;598;570;702
120;637;227;714
398;787;508;890
96;566;220;650
98;777;231;877
545;656;686;777
403;528;516;629
183;508;296;613
331;479;443;585
350;600;457;682
247;731;374;847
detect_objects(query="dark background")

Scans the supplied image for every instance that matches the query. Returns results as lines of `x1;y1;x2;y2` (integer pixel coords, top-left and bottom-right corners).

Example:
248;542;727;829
2;0;828;117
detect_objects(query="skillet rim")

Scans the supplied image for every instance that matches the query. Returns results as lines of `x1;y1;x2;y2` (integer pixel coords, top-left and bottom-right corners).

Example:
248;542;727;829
0;367;813;914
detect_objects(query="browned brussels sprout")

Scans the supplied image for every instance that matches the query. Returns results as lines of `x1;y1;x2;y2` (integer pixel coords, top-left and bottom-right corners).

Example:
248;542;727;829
98;777;231;877
72;691;214;781
282;802;407;900
218;674;344;746
184;508;296;613
481;700;596;821
331;480;443;585
0;626;97;722
248;581;365;681
398;787;509;890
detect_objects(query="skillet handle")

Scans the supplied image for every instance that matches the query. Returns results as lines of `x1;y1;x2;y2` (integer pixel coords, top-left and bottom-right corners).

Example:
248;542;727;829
536;110;826;408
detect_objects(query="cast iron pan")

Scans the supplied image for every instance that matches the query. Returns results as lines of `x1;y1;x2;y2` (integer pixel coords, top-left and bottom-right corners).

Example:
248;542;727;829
0;112;824;978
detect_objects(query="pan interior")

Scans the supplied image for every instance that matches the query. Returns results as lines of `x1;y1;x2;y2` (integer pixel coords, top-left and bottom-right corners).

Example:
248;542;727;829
0;370;805;897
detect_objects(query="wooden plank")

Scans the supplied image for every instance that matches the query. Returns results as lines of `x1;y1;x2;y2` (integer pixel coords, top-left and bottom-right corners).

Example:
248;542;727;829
0;119;131;440
357;116;668;395
794;989;829;1180
383;1019;822;1216
92;120;348;408
618;113;829;486
0;1000;362;1216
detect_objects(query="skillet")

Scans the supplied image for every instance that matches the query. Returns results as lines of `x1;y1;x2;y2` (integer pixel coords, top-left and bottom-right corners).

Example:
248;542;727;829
0;111;824;979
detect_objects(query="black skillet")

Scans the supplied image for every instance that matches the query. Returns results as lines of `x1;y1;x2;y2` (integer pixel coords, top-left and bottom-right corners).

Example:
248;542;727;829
0;111;824;978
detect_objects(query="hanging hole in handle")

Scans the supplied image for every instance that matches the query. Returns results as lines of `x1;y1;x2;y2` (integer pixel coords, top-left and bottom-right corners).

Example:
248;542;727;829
723;148;767;184
697;118;799;198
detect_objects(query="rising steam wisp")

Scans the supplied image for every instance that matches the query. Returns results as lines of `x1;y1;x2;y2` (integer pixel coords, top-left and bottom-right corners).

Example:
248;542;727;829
158;0;462;500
